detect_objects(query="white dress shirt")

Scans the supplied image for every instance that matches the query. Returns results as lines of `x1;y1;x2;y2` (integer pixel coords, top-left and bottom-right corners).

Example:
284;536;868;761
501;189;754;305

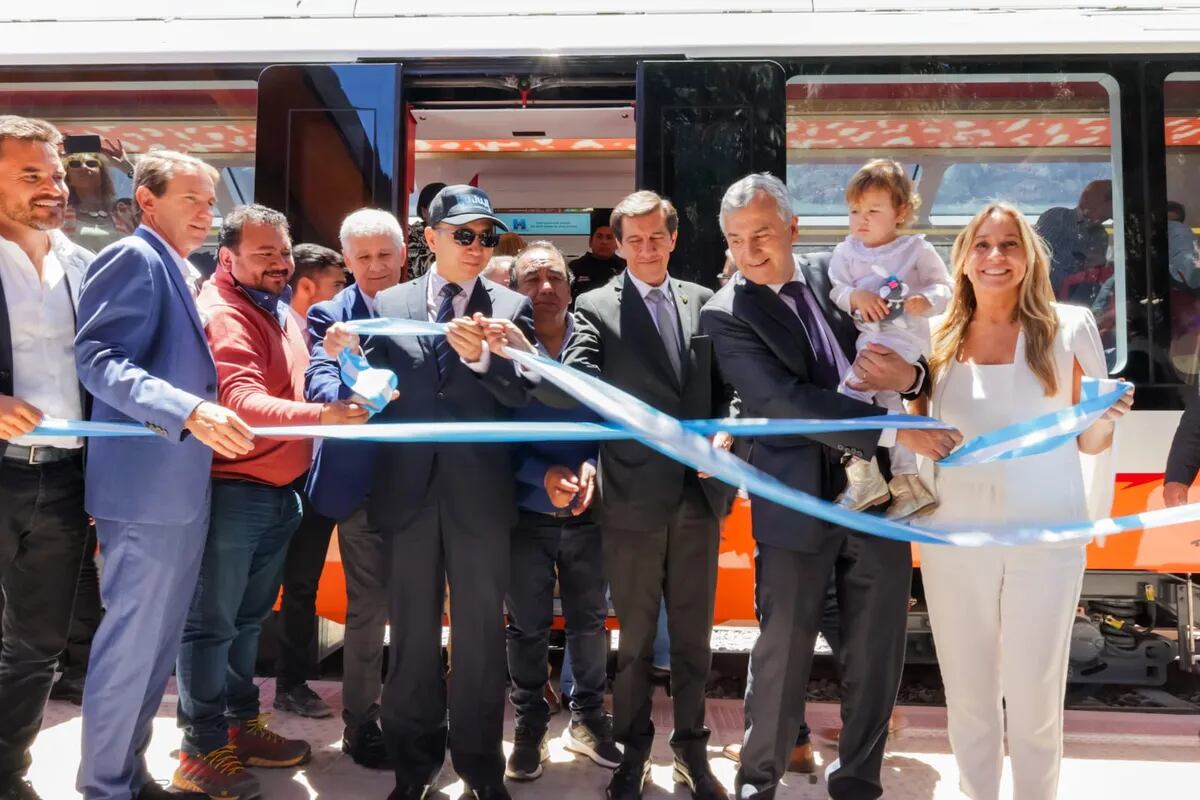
0;231;84;448
624;269;680;338
764;256;900;448
139;224;203;298
426;263;490;372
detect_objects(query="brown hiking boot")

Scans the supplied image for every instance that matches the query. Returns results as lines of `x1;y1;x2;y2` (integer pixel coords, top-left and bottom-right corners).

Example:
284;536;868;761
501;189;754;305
172;744;262;799
229;714;311;768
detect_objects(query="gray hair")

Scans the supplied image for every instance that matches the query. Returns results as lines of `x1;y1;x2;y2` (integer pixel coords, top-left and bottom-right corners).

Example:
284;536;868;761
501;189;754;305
0;115;62;149
718;172;793;234
339;208;405;250
514;240;572;283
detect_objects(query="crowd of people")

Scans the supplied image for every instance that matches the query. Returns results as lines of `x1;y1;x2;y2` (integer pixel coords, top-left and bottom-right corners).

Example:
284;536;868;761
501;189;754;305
0;112;1149;800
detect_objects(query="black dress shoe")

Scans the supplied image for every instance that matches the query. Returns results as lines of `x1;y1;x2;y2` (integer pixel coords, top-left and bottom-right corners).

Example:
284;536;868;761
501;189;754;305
673;757;730;800
135;782;207;799
386;786;432;800
464;783;512;800
606;759;651;800
343;721;393;769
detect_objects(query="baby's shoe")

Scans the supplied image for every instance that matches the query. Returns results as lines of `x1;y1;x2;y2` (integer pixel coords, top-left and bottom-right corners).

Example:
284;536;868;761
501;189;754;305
885;474;937;520
836;457;890;511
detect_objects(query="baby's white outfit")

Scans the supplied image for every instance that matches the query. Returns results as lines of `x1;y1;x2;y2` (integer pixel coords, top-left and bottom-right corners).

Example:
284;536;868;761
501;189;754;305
828;234;952;474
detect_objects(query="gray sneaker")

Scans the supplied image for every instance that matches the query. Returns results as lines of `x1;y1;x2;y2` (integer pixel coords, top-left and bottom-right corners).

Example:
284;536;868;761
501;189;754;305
272;682;334;719
564;714;622;769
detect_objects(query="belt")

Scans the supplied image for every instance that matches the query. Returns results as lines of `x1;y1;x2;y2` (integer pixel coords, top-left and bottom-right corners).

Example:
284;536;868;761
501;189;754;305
521;507;594;523
3;444;81;465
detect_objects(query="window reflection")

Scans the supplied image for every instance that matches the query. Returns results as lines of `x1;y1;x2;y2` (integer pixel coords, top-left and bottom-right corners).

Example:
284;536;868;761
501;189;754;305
785;75;1124;371
1164;75;1200;384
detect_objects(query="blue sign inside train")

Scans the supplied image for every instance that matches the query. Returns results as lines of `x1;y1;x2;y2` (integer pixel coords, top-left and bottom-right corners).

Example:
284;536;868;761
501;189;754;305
495;212;592;236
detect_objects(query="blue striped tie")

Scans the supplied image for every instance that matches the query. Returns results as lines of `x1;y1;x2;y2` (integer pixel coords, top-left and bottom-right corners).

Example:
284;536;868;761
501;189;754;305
434;282;463;377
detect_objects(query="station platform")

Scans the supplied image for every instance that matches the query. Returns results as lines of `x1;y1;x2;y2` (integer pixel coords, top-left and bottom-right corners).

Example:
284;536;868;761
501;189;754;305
29;679;1200;799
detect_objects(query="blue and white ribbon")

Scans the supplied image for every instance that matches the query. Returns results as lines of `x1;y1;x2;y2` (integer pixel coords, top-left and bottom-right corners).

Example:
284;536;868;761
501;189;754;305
337;349;398;416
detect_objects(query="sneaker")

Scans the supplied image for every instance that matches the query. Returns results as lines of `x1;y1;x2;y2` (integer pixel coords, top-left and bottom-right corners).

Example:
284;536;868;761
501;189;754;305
504;724;549;781
563;714;622;769
172;745;262;800
836;457;890;511
0;778;42;800
273;682;333;719
343;720;392;769
885;474;937;520
229;715;312;768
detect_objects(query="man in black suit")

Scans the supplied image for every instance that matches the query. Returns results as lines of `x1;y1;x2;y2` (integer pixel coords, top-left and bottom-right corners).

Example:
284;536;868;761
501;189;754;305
700;173;960;800
543;190;736;800
325;185;533;800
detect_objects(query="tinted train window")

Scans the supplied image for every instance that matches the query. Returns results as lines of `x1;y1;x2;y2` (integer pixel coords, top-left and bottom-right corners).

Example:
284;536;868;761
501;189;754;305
1163;74;1200;385
0;81;257;274
785;75;1125;372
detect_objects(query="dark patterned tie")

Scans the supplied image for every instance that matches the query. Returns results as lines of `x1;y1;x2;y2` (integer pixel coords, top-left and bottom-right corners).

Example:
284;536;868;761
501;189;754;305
779;281;842;389
434;282;462;377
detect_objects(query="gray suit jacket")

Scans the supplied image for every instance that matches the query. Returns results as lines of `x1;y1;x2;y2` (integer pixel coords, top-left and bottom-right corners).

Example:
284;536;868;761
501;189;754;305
369;273;535;532
564;271;737;531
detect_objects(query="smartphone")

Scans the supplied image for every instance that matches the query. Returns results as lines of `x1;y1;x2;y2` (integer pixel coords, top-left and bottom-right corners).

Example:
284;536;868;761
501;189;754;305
64;134;102;155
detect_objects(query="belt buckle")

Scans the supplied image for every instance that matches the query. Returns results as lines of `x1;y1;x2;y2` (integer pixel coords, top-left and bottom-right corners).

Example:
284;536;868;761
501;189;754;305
26;445;43;465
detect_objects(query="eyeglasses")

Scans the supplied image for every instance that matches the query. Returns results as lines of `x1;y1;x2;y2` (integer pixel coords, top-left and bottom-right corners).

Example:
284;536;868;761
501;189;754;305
440;226;501;248
65;157;102;169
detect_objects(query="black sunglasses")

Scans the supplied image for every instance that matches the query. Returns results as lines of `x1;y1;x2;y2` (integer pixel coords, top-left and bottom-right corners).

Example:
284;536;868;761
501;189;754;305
66;157;102;169
440;226;501;248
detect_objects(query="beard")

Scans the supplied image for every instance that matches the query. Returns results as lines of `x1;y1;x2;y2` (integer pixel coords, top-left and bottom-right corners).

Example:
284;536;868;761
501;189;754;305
0;195;63;232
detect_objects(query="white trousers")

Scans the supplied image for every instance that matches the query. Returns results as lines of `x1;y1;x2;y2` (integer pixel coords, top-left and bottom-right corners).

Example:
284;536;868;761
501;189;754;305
920;543;1086;800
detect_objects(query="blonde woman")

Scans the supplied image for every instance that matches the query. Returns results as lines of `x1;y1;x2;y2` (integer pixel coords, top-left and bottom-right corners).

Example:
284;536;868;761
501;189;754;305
917;202;1133;800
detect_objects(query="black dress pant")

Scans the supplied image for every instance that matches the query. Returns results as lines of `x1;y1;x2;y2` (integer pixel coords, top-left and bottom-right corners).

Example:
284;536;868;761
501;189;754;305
604;482;720;764
737;533;911;800
0;455;88;781
274;478;336;691
58;522;103;681
505;510;608;731
379;487;511;789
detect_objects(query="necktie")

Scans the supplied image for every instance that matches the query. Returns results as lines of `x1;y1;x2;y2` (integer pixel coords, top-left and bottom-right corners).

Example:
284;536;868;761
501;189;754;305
646;288;682;380
779;281;842;389
434;282;462;377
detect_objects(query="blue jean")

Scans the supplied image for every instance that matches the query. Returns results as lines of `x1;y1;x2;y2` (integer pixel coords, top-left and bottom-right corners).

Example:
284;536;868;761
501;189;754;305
561;596;666;699
176;479;302;754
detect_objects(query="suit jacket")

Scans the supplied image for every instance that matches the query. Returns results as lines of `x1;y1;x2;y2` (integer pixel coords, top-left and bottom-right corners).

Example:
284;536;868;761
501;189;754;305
699;252;889;553
369;273;535;532
0;231;92;459
564;271;737;531
304;285;381;520
74;227;217;525
1167;386;1200;487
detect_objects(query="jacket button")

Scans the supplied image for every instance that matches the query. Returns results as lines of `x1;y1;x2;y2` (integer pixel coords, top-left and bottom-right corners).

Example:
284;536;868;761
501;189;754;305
436;391;446;400
0;369;9;380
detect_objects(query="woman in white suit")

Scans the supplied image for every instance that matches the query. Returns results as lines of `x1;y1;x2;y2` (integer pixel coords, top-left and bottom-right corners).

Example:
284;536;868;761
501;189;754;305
916;201;1133;800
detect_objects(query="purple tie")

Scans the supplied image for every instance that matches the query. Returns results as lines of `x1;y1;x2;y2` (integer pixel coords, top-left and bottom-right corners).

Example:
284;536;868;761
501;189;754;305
779;281;842;389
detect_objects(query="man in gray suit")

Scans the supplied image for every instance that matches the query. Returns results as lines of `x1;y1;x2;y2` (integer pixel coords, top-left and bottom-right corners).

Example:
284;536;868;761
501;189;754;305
324;185;534;800
701;173;960;800
556;191;736;800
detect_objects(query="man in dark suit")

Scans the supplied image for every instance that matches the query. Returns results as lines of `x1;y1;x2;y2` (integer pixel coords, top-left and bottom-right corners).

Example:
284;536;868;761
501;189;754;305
286;209;406;769
324;185;534;800
700;173;960;800
558;190;736;800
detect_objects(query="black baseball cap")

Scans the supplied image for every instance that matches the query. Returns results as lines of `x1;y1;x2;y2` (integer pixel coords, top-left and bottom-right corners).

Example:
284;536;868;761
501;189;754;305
427;185;509;231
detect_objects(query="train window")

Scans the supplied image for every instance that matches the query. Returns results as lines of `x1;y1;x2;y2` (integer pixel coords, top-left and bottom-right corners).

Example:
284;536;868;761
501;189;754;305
0;80;257;266
1163;74;1200;384
785;74;1126;372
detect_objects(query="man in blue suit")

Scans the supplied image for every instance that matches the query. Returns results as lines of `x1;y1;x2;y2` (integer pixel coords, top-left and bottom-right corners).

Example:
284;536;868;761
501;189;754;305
73;150;253;800
297;208;405;769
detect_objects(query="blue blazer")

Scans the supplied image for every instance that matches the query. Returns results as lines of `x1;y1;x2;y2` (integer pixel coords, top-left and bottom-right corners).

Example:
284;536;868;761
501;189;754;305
74;227;217;525
304;285;378;520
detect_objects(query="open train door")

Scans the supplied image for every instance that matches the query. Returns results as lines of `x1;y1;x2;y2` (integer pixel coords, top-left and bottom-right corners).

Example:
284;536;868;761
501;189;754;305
255;63;407;251
636;60;787;287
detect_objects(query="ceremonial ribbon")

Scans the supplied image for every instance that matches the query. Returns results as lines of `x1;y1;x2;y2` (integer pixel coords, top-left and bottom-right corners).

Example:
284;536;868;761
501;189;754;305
337;348;398;416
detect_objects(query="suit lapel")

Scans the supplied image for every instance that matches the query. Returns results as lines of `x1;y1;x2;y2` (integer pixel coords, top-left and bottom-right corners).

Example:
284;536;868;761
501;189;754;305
135;228;207;344
738;278;813;378
0;270;11;398
466;279;495;318
796;255;858;361
619;273;681;392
